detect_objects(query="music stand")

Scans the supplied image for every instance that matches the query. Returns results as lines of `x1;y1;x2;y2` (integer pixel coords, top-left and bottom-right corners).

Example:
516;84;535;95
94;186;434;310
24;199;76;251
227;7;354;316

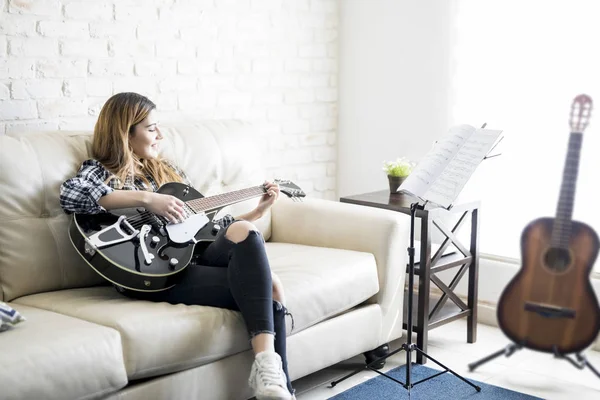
330;201;481;397
330;122;501;396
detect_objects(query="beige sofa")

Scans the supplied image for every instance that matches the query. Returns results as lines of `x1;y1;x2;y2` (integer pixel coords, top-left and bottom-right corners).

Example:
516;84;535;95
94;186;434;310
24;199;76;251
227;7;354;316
0;120;409;400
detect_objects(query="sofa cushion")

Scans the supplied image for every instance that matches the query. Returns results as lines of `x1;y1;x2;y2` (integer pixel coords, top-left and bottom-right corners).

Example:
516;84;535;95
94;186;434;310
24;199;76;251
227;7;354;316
0;303;127;400
13;242;379;381
0;121;268;302
265;242;379;334
13;286;250;380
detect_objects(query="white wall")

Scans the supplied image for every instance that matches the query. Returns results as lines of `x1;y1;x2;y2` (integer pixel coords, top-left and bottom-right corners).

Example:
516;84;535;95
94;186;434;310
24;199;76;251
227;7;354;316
0;0;338;200
337;0;455;198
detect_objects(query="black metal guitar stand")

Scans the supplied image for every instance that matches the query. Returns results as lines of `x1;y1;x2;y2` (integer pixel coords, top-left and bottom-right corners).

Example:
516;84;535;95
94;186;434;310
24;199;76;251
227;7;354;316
554;350;600;379
469;341;600;379
467;342;522;372
330;202;481;397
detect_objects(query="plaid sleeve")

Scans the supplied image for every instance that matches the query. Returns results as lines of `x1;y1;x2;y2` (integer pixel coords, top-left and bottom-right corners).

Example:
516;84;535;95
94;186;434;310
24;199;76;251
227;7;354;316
214;214;235;229
59;159;114;214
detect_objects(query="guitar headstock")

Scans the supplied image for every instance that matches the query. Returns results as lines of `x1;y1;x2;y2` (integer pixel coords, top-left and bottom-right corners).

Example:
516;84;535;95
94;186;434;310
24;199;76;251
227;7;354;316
274;179;306;201
569;94;593;133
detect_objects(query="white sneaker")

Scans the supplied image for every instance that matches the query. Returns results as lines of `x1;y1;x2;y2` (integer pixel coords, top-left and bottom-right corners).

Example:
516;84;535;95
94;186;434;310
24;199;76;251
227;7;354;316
249;351;292;400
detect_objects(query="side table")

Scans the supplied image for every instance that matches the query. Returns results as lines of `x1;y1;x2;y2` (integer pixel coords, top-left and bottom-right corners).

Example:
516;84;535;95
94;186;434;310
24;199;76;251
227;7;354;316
340;190;480;364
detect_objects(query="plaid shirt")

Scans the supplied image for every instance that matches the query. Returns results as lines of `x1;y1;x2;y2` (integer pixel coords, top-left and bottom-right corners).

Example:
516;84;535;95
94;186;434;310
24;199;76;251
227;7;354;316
59;159;235;228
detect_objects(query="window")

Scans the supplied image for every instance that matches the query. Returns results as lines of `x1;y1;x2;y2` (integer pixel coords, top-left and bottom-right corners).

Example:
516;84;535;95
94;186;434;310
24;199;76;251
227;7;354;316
449;0;600;266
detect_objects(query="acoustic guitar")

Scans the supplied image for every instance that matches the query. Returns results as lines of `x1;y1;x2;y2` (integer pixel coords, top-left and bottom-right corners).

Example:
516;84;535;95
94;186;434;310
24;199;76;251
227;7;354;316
69;179;305;292
497;94;600;354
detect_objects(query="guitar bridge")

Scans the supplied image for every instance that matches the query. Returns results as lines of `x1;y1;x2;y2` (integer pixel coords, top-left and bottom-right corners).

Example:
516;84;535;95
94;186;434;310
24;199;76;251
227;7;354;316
87;215;139;249
524;302;576;319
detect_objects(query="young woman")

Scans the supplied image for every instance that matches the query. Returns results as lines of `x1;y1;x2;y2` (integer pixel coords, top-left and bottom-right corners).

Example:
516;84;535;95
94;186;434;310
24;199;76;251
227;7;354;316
59;92;295;400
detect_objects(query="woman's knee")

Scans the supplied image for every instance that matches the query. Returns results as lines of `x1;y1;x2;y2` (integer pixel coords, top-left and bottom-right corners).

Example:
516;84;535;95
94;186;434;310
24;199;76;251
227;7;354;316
225;220;259;243
272;273;285;303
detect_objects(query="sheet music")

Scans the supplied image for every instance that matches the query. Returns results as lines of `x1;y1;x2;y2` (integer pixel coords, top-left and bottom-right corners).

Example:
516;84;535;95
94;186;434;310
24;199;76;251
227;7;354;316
399;124;503;208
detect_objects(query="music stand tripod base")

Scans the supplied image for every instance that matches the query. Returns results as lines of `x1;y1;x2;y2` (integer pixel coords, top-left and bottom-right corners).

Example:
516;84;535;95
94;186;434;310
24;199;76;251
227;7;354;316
330;202;481;397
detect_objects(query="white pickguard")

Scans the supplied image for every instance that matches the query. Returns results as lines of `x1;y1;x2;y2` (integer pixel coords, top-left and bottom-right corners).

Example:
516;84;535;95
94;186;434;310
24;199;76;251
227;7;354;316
165;213;210;244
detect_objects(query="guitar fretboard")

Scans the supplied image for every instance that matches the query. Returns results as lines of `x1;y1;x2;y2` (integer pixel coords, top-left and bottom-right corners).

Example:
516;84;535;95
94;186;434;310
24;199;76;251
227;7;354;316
185;186;265;213
551;132;582;248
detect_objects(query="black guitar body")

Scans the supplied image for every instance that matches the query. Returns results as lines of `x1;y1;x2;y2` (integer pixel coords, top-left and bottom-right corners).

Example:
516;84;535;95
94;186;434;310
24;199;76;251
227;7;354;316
68;179;305;292
69;183;220;292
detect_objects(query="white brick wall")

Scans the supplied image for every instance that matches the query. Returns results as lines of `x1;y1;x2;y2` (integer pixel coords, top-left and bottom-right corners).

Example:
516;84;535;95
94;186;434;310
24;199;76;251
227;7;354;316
0;0;338;199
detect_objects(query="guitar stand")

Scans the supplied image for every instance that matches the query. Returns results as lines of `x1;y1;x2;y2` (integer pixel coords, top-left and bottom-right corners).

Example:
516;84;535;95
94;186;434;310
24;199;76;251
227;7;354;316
554;349;600;379
330;202;481;398
468;342;600;380
467;342;523;372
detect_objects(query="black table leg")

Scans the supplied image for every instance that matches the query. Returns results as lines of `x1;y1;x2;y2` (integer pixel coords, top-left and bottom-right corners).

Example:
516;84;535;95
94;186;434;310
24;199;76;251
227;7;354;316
467;208;479;343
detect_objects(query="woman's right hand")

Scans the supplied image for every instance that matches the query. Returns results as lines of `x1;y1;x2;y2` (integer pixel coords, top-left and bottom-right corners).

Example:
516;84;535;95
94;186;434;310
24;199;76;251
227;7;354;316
145;192;186;224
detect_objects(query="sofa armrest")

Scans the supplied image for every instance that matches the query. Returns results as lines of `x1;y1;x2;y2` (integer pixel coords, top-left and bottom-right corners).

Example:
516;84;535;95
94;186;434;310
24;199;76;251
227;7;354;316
270;197;410;342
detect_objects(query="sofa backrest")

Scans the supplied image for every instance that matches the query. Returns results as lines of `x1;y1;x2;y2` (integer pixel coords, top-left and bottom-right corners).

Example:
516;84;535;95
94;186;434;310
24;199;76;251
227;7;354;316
0;120;268;302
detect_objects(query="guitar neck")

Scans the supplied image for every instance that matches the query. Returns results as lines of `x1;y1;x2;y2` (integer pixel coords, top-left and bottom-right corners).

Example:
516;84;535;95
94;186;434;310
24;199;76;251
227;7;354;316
185;185;265;214
552;132;583;247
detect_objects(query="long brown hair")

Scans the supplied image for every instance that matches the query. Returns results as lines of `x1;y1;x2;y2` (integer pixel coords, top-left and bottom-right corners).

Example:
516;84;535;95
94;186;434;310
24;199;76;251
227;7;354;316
92;92;184;189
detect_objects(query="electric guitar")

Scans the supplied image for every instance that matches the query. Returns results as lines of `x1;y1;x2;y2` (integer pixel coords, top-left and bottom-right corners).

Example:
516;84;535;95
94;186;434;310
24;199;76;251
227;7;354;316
497;94;600;354
69;179;305;292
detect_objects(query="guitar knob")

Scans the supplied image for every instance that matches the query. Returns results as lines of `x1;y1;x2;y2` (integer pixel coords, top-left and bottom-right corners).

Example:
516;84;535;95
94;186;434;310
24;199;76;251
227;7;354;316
150;236;160;248
212;224;221;235
169;258;179;269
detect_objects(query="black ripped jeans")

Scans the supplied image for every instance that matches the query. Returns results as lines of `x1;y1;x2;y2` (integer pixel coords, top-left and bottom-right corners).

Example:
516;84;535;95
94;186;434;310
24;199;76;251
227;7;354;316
119;222;294;394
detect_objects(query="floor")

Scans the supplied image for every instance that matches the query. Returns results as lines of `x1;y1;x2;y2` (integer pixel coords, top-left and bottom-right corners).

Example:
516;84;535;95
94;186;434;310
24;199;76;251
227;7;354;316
293;320;600;400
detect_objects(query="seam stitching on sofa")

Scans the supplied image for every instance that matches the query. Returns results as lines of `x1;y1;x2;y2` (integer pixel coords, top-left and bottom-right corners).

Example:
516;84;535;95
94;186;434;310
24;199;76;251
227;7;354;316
76;332;129;400
45;217;68;288
0;138;50;222
0;213;57;222
132;347;249;378
28;138;48;217
79;385;126;400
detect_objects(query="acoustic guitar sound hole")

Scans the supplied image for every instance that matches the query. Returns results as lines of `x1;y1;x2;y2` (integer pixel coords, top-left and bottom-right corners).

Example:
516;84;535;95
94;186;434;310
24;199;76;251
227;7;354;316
544;247;572;273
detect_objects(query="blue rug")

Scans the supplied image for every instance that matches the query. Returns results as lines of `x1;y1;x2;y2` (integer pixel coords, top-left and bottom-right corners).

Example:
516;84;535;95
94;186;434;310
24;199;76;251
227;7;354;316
328;364;543;400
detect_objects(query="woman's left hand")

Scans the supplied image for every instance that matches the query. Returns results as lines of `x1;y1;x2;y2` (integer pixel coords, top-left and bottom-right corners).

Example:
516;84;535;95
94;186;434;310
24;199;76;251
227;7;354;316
254;181;280;218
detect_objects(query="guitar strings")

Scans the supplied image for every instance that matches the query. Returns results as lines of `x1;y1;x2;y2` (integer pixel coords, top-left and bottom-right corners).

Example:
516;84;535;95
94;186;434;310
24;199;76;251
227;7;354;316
120;186;267;230
124;206;218;229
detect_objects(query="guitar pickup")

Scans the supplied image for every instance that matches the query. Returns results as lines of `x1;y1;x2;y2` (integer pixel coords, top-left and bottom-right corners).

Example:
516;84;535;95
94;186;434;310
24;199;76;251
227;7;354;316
524;302;576;319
